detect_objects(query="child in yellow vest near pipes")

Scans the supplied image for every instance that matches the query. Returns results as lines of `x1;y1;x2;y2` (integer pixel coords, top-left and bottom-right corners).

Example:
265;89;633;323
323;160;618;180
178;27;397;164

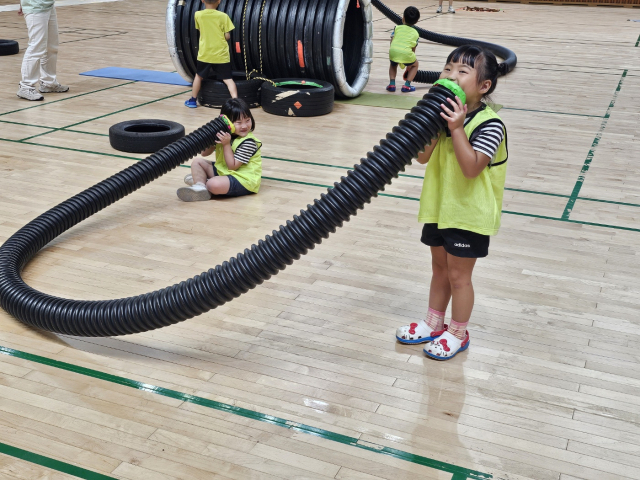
396;46;509;360
178;99;262;201
387;6;420;93
185;0;237;108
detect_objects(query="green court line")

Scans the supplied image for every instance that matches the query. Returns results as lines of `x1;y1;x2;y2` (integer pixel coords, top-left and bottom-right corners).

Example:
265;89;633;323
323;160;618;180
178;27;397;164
504;210;640;234
64;129;110;137
262;176;419;202
0;441;117;480
575;197;640;209
2;137;640;226
265;155;353;171
263;176;640;233
507;188;569;199
500;107;603;119
0;81;135;118
562;70;627;220
336;92;502;114
60;32;127;45
0;345;490;480
0;119;53;129
0;137;141;161
264;156;617;204
265;155;427;179
266;156;573;195
19;90;190;142
20;129;65;143
0;119;111;138
63;90;191;130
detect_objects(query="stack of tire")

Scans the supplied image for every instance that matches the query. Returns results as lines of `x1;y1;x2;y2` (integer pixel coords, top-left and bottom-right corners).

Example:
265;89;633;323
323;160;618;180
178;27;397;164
197;75;335;117
198;72;262;109
261;78;334;117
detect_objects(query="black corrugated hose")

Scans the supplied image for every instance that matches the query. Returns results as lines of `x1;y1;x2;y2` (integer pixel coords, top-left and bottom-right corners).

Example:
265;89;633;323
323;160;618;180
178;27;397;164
371;0;517;84
0;84;458;337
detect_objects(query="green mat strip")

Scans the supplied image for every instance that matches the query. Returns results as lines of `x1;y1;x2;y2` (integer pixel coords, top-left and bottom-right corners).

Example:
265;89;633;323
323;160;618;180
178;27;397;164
336;91;502;112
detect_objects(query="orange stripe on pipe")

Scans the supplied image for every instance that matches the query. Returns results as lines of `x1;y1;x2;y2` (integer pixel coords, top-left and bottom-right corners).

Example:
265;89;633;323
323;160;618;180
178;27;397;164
236;42;241;53
297;40;305;68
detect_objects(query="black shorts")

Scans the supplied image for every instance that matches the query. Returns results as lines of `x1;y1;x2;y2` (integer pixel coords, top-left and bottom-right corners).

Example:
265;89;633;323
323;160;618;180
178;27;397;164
196;61;232;80
420;223;490;258
211;164;253;197
390;60;415;67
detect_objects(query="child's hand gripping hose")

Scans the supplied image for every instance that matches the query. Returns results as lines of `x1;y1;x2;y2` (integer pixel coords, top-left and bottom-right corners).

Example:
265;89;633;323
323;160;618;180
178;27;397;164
0;85;459;337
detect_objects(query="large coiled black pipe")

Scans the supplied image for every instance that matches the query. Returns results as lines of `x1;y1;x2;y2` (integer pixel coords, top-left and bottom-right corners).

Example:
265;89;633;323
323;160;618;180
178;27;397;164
169;0;517;97
169;0;371;97
0;84;457;337
371;0;517;84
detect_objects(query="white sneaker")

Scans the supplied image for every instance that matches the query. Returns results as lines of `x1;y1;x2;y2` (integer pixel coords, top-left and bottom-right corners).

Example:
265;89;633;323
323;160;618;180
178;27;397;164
448;6;455;13
177;183;211;202
17;85;44;101
39;82;69;93
436;5;442;12
184;174;195;186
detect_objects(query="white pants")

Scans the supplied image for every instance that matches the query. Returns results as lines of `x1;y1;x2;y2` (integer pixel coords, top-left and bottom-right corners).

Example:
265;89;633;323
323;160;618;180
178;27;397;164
20;8;59;88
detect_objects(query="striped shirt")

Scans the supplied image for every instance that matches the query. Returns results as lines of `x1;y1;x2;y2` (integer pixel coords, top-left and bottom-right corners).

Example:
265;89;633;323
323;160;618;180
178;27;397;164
234;138;258;164
465;117;504;161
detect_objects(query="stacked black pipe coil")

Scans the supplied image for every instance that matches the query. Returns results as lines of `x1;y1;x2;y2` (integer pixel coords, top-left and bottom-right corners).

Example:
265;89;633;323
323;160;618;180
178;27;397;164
372;0;517;84
172;0;516;92
0;84;457;337
174;0;366;91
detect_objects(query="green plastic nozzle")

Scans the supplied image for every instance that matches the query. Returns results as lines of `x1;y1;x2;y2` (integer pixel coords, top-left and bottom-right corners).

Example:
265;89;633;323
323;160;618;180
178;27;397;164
433;79;466;105
220;114;236;134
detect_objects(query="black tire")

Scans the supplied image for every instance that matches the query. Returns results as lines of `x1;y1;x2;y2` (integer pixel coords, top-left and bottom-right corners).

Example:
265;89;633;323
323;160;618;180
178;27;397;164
109;119;185;154
0;40;19;56
198;72;262;109
261;78;334;117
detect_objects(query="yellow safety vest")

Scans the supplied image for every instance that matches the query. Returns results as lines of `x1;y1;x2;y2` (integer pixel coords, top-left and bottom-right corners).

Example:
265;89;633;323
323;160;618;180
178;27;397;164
418;105;508;236
214;132;262;193
389;25;419;65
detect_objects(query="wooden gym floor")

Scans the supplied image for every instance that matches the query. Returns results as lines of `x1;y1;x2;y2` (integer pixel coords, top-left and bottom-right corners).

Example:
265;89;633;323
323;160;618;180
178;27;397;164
1;1;640;479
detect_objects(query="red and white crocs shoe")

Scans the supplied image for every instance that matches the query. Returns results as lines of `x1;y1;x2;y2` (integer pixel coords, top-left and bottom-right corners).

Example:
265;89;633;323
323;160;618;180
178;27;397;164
423;330;470;360
396;322;447;345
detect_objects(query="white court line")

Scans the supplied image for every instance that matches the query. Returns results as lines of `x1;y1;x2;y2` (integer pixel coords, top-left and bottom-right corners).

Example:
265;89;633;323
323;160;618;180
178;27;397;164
0;0;123;13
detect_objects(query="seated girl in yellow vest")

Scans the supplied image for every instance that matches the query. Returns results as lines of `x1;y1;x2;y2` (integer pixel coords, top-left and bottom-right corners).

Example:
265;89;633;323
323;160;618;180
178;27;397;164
177;98;262;201
396;45;509;360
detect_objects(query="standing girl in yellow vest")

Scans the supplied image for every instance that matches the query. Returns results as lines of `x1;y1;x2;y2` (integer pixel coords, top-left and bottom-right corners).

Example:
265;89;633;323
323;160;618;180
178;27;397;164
177;98;262;201
396;45;509;360
387;6;420;93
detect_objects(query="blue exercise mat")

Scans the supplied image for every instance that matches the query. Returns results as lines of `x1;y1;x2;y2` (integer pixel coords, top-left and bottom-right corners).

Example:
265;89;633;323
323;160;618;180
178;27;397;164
80;67;191;86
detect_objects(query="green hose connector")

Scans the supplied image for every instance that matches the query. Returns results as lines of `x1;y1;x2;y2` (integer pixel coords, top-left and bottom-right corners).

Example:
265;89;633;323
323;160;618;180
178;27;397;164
433;79;466;105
